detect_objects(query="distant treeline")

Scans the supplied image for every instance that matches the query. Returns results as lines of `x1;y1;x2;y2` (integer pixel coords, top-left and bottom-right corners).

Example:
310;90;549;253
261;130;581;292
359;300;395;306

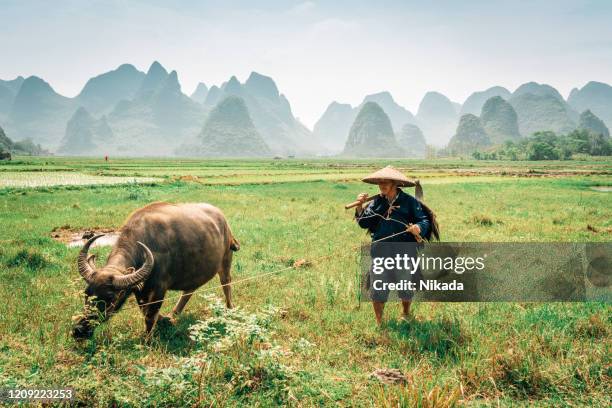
0;126;49;157
471;130;611;160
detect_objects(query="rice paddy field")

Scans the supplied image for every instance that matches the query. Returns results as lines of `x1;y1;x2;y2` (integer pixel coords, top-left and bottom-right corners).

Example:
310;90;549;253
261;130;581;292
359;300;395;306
0;156;610;407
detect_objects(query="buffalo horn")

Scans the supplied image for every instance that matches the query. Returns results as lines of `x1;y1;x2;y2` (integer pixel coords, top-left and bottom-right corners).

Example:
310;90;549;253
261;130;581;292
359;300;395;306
112;242;154;289
78;234;104;283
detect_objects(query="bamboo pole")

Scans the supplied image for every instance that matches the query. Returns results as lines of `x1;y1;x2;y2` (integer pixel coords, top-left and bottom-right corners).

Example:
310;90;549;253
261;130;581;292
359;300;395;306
344;194;379;210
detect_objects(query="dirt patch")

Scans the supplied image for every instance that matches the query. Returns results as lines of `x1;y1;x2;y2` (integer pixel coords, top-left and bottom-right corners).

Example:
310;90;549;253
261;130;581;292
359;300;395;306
174;175;202;182
371;368;408;384
51;225;120;248
587;224;599;233
591;186;612;192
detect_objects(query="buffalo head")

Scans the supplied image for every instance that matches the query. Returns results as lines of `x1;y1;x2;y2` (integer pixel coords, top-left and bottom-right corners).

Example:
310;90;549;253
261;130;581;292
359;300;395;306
72;235;154;339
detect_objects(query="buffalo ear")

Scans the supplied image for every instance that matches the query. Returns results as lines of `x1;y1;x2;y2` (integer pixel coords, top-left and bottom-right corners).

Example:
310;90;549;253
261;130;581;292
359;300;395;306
230;237;240;251
87;254;97;269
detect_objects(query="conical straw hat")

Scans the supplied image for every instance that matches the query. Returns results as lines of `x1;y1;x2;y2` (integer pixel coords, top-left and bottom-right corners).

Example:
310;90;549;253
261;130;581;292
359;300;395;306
362;165;416;187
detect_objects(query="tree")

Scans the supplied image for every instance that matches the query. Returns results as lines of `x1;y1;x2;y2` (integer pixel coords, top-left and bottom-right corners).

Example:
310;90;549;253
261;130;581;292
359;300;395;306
587;133;611;156
527;141;558;160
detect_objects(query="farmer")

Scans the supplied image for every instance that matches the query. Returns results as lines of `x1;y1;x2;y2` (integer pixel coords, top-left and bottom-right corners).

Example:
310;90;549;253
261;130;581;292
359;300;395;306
354;165;431;325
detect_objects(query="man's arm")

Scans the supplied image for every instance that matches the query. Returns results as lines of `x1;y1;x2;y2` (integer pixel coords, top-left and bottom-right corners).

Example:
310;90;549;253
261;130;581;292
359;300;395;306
355;197;381;230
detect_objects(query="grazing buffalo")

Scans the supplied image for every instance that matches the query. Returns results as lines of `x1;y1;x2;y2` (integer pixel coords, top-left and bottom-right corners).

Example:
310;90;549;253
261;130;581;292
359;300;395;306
72;202;239;339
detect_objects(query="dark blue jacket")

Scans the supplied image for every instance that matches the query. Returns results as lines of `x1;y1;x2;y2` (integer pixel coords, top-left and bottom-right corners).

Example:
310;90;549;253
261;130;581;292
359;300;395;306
355;188;430;242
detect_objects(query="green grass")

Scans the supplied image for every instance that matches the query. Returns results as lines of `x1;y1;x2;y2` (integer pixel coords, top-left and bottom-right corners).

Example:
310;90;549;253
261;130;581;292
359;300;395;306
0;157;610;406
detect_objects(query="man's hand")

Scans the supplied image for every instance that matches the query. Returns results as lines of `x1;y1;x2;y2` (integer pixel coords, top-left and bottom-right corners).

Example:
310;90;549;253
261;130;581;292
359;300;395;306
407;224;421;236
356;193;368;212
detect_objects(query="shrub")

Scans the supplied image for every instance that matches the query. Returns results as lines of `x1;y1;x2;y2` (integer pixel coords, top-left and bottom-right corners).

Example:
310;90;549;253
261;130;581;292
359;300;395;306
141;296;293;405
5;249;48;270
124;181;150;201
471;214;495;226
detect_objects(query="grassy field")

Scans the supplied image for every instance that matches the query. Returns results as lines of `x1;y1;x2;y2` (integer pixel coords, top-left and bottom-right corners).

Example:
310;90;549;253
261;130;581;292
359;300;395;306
0;156;610;406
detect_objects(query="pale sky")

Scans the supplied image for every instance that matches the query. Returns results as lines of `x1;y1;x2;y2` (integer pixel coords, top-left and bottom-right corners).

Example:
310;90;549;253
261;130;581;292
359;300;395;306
2;0;611;128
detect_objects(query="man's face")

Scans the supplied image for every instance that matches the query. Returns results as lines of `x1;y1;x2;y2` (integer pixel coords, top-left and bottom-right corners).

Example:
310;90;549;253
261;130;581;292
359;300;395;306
378;180;395;196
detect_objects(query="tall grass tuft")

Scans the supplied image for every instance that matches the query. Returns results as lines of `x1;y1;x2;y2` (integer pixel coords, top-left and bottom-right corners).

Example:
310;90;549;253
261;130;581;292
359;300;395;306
5;249;48;270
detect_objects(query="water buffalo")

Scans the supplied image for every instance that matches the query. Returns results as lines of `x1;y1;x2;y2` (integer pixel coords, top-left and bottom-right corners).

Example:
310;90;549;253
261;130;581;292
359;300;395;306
72;202;239;339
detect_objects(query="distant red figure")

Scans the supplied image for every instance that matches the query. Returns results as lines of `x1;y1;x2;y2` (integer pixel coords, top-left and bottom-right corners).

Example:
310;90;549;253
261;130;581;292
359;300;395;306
105;155;109;162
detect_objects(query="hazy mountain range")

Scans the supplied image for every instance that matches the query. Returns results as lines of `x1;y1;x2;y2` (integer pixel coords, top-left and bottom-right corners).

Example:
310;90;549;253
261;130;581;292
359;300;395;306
342;102;405;157
0;62;611;157
0;62;312;156
196;72;314;155
313;91;416;152
182;95;272;157
0;123;48;156
448;114;492;155
447;82;610;156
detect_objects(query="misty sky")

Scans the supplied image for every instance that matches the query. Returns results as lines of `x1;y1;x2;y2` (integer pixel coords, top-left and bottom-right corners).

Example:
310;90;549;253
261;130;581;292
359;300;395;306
2;0;611;128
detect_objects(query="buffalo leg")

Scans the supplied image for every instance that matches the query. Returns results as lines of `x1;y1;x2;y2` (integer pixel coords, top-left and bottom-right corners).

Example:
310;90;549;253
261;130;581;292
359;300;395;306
220;251;233;309
136;289;166;335
171;291;193;316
